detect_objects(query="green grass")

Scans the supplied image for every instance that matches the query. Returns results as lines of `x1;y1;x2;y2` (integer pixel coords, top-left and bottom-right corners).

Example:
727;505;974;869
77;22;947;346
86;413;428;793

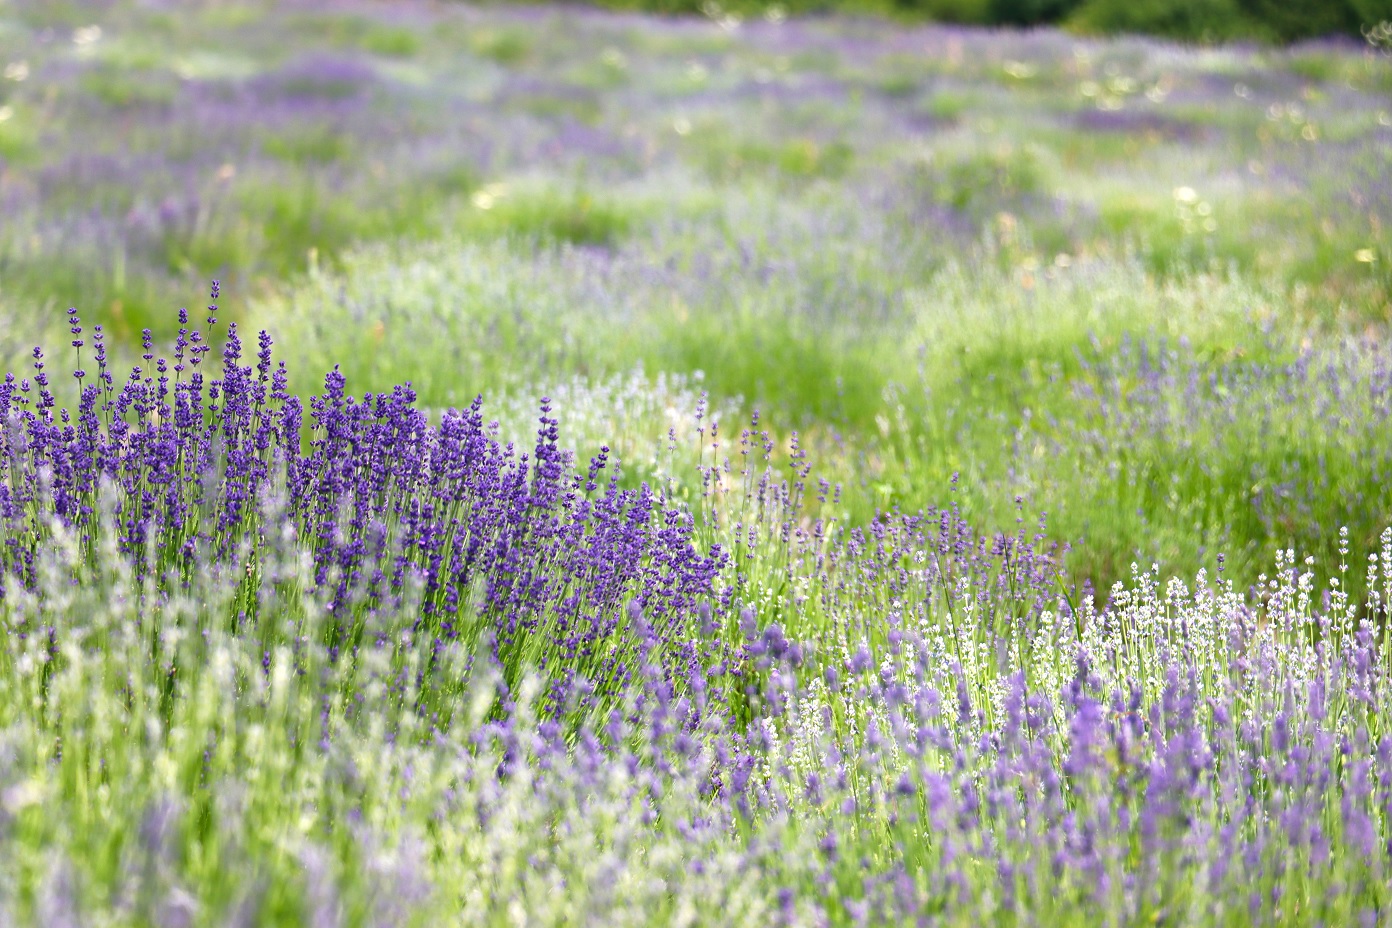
458;187;641;247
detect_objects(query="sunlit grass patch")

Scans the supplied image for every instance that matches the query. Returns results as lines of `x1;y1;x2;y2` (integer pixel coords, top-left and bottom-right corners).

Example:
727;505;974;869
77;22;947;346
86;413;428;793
919;336;1387;596
468;27;534;66
919;87;976;122
1009;337;1392;593
0;99;36;164
313;17;425;58
1093;187;1265;278
652;312;891;429
457;185;643;247
870;261;1309;586
76;62;178;109
0;242;192;349
515;88;607;123
259;124;357;166
693;131;857;183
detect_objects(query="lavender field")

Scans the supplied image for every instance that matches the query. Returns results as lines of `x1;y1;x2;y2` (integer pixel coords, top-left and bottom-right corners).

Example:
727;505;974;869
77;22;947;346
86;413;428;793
2;0;1392;924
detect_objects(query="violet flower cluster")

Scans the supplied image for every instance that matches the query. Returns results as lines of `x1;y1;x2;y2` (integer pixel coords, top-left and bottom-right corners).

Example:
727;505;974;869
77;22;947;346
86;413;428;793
0;286;728;717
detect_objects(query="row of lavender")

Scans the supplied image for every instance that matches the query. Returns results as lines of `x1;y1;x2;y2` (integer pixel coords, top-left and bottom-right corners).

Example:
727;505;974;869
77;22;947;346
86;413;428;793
2;303;1391;923
1;289;736;721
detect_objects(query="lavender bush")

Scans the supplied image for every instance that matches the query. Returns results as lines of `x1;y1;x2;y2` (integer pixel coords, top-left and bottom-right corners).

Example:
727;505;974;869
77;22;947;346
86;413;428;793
1;289;735;725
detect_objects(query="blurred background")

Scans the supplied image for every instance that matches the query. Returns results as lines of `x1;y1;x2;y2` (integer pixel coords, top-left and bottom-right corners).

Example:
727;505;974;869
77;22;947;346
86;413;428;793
611;0;1391;43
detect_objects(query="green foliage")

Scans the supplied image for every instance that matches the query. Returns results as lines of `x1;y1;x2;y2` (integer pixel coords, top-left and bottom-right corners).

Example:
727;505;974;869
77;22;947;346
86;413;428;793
1351;0;1392;26
1236;0;1363;41
1069;0;1253;41
889;0;992;24
986;0;1083;26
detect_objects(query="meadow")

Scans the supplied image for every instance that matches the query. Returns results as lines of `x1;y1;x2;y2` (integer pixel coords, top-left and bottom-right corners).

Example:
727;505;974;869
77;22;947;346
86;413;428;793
1;0;1392;923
